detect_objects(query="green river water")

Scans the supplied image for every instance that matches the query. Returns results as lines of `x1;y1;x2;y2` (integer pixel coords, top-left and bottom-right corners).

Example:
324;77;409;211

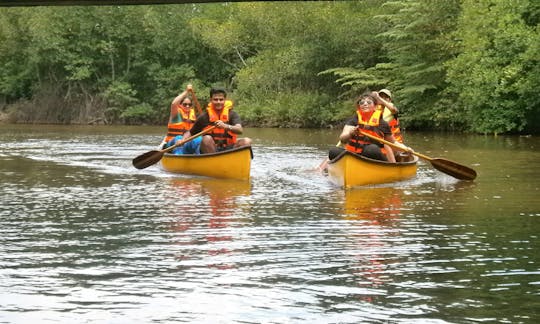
0;124;538;323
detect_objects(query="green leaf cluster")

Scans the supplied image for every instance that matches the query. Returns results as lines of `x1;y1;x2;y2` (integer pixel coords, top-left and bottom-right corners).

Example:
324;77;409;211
445;0;540;134
0;1;538;134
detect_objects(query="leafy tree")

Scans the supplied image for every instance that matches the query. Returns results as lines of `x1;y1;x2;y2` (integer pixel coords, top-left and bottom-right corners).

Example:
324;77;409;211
103;81;139;123
322;0;462;130
446;0;539;134
0;2;538;133
200;1;387;127
0;9;36;100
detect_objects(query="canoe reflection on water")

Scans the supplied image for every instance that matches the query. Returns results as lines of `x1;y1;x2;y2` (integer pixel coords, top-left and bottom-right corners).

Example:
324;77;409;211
343;187;404;224
342;187;405;302
164;178;252;270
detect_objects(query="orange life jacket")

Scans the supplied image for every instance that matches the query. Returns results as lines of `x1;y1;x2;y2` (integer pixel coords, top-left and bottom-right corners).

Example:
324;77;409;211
345;109;387;154
378;105;403;143
164;108;196;142
205;100;237;149
388;117;403;143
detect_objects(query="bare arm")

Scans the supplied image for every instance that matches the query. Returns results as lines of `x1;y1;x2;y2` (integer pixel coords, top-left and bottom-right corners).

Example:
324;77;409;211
214;120;243;134
387;134;411;152
169;84;193;121
339;125;357;144
372;91;398;115
229;123;243;134
383;133;397;163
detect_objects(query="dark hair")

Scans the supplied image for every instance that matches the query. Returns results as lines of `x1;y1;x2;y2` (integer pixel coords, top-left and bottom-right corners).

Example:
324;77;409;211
210;87;227;97
355;91;377;105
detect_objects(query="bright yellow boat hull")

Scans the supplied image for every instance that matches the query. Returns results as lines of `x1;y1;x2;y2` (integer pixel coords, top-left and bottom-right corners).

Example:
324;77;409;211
327;151;418;188
160;146;253;180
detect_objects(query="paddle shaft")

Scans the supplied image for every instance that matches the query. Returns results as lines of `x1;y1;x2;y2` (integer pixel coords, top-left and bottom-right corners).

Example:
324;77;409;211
132;126;216;169
357;130;420;158
164;126;216;153
357;130;477;180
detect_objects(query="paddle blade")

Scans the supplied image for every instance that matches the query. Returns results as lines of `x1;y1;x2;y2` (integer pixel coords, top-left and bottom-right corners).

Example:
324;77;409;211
430;158;477;180
132;150;164;169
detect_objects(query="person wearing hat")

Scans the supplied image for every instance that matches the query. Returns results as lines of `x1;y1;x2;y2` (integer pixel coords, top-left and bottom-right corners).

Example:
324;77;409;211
372;89;404;144
328;92;410;163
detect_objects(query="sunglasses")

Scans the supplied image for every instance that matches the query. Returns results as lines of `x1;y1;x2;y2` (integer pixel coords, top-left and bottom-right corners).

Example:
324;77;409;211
182;103;192;107
357;99;374;105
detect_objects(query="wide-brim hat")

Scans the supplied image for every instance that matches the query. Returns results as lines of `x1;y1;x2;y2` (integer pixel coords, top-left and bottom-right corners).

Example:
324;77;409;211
378;89;392;99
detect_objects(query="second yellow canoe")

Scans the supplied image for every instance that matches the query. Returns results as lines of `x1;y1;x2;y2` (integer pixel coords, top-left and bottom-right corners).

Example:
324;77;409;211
327;150;418;188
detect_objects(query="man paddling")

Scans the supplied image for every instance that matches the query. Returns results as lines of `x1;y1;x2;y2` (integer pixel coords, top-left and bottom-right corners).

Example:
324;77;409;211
182;87;252;154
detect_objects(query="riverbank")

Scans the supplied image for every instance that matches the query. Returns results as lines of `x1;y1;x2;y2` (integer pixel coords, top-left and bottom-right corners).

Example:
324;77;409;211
0;111;8;123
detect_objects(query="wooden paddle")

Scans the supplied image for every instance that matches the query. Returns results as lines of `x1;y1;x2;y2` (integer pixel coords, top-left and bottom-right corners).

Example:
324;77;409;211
358;130;477;180
132;126;216;170
189;88;203;115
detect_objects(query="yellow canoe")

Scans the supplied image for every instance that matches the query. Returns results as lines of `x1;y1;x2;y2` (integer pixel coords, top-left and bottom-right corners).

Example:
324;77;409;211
160;146;253;180
327;150;418;188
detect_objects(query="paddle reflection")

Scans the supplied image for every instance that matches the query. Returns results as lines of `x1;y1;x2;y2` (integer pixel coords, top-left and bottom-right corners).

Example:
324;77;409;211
166;178;251;270
343;187;405;302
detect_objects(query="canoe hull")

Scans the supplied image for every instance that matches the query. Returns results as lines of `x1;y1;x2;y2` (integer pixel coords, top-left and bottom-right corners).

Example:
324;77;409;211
160;146;253;180
327;151;418;188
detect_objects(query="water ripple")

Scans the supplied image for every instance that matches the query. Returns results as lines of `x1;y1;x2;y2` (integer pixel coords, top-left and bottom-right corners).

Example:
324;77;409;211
1;126;539;323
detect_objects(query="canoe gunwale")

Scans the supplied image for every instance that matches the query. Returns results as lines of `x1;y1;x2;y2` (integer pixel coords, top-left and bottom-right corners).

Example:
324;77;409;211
327;150;419;188
162;145;253;160
328;150;418;167
160;145;253;180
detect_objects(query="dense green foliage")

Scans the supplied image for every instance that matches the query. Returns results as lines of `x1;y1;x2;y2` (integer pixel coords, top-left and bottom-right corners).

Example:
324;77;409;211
0;1;538;134
446;0;540;134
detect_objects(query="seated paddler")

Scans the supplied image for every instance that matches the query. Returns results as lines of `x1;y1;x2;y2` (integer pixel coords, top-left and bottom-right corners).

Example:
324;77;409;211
178;87;252;154
328;92;409;163
162;83;198;154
